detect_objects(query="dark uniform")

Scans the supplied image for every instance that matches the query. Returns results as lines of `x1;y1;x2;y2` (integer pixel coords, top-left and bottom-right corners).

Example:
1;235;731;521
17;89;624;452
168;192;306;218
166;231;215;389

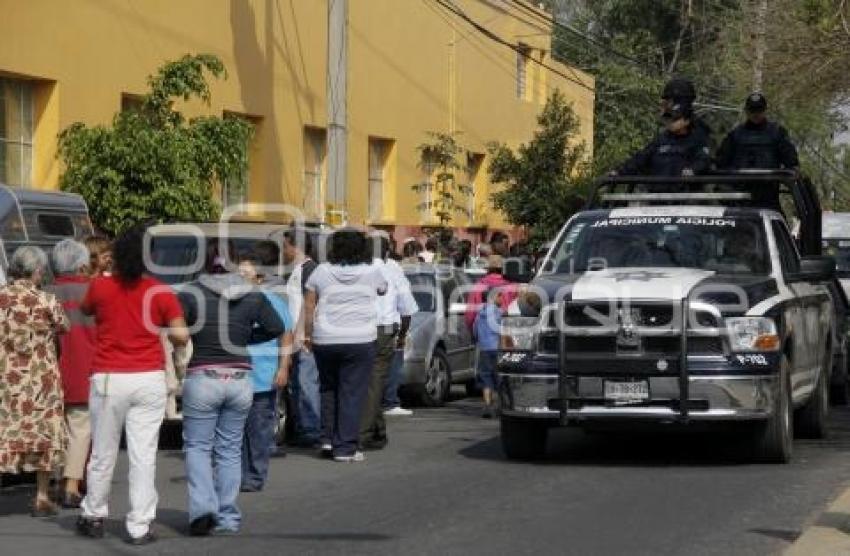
716;93;799;170
716;120;799;170
618;128;712;177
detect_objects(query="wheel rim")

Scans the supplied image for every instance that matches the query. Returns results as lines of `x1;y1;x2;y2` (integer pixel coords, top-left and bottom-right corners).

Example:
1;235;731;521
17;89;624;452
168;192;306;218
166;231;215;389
425;356;448;401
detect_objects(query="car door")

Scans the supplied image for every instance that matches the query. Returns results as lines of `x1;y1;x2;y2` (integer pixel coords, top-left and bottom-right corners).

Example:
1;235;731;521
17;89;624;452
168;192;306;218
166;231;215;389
771;219;819;397
438;270;472;379
450;268;475;377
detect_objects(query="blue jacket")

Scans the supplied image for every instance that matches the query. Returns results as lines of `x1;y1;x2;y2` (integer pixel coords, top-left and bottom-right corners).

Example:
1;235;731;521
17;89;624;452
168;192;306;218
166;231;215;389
473;302;502;352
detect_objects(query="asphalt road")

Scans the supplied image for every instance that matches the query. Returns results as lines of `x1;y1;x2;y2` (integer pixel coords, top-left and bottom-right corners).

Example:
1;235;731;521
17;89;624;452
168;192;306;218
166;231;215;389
2;391;850;555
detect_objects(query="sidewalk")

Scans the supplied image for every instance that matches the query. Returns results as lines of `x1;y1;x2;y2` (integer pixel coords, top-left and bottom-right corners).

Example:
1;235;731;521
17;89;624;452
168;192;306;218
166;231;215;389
786;483;850;555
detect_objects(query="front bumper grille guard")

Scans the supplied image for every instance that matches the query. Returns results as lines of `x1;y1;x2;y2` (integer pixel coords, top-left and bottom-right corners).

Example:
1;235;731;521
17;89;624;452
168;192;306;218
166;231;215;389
557;299;691;426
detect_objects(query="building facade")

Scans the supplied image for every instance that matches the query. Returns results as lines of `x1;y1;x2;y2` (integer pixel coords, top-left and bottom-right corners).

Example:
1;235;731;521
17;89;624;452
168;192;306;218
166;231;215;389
0;0;594;240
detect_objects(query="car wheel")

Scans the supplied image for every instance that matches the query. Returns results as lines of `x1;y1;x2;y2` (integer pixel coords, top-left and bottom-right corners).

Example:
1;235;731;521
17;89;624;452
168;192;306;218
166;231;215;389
752;356;792;463
418;349;451;407
500;416;549;460
274;389;289;446
796;348;830;439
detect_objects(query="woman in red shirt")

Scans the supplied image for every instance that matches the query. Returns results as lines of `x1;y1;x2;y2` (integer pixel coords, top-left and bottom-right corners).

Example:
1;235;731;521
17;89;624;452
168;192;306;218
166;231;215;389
46;239;98;509
76;224;189;546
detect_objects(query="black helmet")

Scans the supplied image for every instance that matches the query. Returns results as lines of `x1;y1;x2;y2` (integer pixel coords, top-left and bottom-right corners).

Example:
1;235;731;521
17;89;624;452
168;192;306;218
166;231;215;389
745;92;767;113
661;77;696;102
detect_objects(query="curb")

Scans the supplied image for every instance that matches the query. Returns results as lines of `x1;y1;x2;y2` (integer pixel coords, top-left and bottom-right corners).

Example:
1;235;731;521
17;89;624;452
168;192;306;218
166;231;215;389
786;484;850;555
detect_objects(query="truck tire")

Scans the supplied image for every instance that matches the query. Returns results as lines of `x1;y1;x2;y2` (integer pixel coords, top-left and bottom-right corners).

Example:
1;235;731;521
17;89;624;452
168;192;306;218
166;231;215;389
796;349;830;439
500;416;549;460
415;349;452;407
752;357;792;463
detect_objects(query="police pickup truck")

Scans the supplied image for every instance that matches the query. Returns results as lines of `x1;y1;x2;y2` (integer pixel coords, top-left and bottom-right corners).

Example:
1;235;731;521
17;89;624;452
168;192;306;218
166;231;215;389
498;174;836;463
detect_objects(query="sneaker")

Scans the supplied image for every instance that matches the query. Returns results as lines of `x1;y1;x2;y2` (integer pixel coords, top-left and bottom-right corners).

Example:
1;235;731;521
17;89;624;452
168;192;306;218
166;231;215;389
383;406;413;417
189;513;215;536
360;437;388;451
333;451;366;463
212;526;239;536
482;405;493;419
125;532;157;546
76;516;105;539
319;443;334;459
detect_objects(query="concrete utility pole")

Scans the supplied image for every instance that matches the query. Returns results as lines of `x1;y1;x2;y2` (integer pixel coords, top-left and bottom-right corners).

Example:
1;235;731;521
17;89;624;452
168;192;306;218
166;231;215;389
327;0;347;225
753;0;768;91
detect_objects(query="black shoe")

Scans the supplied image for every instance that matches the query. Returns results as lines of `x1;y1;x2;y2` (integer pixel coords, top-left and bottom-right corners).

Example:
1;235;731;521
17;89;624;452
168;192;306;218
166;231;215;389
189;513;215;537
361;437;388;451
76;516;105;539
319;443;334;459
482;406;493;419
62;492;83;509
126;532;157;546
240;484;262;493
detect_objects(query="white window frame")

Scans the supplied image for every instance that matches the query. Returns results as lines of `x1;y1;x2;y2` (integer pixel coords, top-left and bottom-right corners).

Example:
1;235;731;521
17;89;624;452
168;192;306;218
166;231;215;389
0;78;34;187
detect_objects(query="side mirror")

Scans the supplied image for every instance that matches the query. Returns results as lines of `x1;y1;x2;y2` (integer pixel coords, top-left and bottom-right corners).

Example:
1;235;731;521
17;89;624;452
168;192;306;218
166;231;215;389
788;256;836;283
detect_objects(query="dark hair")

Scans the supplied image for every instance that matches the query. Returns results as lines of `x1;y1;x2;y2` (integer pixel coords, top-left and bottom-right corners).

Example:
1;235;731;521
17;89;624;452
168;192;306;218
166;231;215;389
403;240;422;259
283;227;313;259
114;223;147;283
251;240;280;268
490;231;509;245
425;237;439;251
328;228;370;265
379;236;392;260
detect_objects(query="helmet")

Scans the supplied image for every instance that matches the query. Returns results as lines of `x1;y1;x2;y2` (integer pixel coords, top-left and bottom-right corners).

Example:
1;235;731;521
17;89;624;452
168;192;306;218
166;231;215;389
745;92;767;113
661;77;696;102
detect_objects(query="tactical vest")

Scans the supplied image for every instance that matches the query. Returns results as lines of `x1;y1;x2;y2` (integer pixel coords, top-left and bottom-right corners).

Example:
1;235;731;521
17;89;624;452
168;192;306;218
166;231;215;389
730;122;782;169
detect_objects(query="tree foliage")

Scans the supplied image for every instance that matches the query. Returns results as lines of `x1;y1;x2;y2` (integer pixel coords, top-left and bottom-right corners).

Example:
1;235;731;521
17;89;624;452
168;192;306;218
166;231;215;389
487;90;587;248
58;53;252;235
412;132;472;228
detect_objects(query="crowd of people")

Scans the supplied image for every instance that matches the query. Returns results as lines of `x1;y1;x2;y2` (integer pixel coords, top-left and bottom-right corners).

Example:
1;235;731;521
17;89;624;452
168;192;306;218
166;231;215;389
0;222;521;545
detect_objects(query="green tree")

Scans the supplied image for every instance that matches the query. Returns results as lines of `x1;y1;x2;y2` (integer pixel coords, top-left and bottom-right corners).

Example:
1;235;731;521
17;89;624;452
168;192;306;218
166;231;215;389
412;132;472;228
487;90;588;247
58;53;252;235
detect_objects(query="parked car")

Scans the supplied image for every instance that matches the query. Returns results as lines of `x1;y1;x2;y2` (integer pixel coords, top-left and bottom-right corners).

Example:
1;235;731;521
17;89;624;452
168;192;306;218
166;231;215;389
0;184;93;276
400;264;477;406
822;212;850;404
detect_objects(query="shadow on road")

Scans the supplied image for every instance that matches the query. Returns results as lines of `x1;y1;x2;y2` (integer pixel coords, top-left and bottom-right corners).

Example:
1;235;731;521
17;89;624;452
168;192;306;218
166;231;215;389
458;406;850;467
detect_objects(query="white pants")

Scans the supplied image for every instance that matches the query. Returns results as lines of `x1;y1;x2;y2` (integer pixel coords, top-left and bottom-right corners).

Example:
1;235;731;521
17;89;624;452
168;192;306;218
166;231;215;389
81;372;166;539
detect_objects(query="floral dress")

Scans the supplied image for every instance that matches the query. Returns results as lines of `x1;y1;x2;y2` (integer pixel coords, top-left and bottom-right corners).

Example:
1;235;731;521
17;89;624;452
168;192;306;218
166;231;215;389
0;279;69;473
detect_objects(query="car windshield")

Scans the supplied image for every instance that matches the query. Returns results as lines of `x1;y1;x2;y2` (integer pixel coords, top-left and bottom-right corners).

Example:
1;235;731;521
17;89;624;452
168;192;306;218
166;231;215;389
148;235;270;285
546;213;771;275
405;272;436;312
823;239;850;277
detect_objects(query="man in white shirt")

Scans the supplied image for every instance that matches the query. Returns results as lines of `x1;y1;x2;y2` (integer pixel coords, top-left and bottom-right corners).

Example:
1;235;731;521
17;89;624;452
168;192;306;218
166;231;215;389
359;236;419;450
282;229;321;446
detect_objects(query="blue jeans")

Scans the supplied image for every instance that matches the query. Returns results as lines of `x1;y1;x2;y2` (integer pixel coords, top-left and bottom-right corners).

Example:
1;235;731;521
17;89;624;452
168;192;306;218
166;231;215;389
381;349;405;409
292;350;321;443
182;373;253;531
241;390;276;491
314;342;376;457
477;350;499;390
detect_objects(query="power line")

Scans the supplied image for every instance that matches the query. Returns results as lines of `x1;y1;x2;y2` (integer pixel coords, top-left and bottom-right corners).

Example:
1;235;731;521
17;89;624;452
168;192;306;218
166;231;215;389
432;0;595;92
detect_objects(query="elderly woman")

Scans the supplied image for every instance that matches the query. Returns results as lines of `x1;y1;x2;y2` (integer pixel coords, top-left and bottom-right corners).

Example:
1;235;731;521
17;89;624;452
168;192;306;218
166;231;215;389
303;228;387;462
0;246;69;517
46;239;97;509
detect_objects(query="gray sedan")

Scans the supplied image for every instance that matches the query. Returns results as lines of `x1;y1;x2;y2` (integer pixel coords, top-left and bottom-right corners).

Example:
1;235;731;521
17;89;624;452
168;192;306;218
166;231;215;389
400;264;478;406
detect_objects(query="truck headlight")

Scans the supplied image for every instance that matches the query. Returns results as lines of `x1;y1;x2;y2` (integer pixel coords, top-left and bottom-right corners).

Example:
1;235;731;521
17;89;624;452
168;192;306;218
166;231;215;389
500;316;539;351
725;317;780;352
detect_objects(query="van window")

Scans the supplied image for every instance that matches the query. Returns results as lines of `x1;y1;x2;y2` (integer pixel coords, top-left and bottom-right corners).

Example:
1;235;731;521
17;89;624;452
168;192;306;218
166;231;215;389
37;214;75;237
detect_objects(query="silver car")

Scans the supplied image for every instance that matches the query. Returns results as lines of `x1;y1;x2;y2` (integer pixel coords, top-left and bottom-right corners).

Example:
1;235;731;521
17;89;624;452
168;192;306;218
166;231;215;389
401;264;477;406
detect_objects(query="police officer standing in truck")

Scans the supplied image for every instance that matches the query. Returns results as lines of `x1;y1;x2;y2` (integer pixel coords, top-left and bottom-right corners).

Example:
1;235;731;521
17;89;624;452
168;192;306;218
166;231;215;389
716;92;800;171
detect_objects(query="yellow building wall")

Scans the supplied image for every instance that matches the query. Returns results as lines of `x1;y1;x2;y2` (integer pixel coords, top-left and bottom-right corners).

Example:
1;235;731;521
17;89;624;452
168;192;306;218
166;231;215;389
0;0;594;231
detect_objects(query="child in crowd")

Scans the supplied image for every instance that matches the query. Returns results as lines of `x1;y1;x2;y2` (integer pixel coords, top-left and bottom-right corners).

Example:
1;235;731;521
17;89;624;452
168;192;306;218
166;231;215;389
473;287;503;418
84;235;113;276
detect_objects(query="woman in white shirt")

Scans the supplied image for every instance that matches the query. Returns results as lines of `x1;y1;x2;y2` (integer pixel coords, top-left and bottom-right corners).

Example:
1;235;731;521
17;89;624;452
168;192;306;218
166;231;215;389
303;229;386;462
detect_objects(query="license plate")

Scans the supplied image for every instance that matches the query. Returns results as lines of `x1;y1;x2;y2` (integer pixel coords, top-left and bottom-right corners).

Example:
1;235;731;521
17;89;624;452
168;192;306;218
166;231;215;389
604;380;650;403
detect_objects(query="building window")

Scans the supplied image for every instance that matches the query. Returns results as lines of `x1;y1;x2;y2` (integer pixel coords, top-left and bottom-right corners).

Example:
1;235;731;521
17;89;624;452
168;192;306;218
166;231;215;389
121;93;144;113
222;112;261;208
516;44;532;101
368;138;393;222
303;127;327;221
467;152;485;222
0;78;34;187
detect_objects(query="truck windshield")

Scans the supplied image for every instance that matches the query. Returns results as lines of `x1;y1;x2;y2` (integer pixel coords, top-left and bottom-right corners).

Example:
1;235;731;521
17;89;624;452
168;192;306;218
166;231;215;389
823;239;850;277
547;214;771;275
